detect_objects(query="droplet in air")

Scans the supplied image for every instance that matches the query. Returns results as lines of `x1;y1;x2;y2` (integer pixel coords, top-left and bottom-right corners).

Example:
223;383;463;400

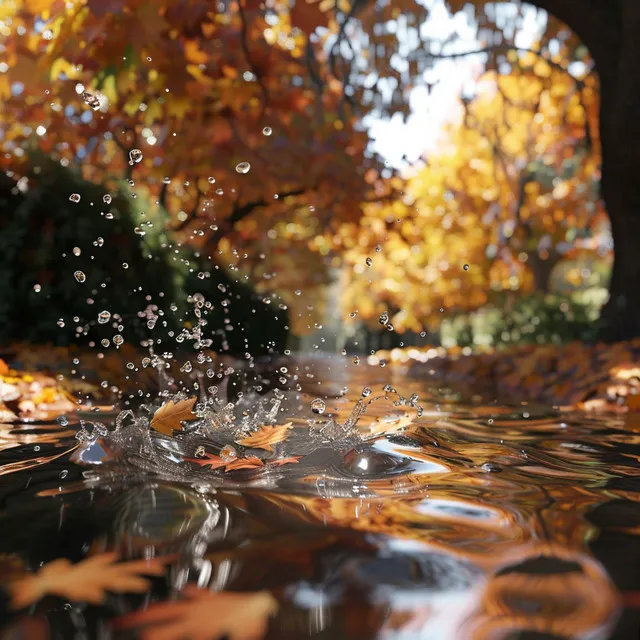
311;399;326;414
463;264;469;271
362;387;372;397
69;193;81;203
103;194;112;204
57;319;65;327
73;247;81;256
82;91;101;110
101;339;110;347
113;334;124;346
57;415;69;427
129;148;143;164
122;263;129;269
207;176;216;184
439;307;444;313
262;127;272;136
365;257;373;267
235;162;251;174
97;310;111;324
378;311;388;326
33;284;41;293
73;271;86;283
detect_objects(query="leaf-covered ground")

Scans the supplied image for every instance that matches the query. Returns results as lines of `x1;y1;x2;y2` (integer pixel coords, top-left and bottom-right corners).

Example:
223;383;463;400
373;340;640;410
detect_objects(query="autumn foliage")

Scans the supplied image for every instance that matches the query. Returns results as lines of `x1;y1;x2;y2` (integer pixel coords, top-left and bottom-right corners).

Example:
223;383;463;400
0;0;611;338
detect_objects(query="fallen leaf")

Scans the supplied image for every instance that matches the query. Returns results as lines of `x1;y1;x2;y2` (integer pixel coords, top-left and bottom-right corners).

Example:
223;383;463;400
184;452;227;470
150;397;197;435
224;456;265;471
8;552;170;609
269;456;302;467
237;423;293;452
113;585;278;640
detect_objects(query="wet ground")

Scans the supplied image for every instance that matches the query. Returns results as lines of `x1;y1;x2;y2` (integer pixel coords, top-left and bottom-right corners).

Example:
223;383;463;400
1;355;639;639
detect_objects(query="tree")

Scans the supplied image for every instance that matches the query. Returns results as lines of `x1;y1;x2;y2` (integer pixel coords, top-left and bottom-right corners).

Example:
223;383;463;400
336;56;606;333
316;0;640;340
0;0;391;336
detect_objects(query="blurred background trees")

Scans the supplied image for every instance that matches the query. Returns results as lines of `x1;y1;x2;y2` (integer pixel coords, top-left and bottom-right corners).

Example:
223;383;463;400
0;0;631;353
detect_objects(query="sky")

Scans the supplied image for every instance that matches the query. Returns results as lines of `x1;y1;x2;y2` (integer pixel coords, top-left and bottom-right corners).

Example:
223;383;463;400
366;1;546;170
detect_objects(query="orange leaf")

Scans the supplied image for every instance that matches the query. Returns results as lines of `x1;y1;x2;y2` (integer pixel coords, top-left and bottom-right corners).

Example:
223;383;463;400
113;585;278;640
8;552;169;609
237;423;293;452
184;452;227;470
0;359;9;376
269;456;301;467
224;456;265;471
150;397;197;435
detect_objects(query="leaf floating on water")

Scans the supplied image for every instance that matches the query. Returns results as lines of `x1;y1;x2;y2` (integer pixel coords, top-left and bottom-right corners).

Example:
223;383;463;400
113;585;278;640
269;456;301;467
237;423;293;452
8;552;169;609
150;397;197;435
224;456;264;471
184;452;227;470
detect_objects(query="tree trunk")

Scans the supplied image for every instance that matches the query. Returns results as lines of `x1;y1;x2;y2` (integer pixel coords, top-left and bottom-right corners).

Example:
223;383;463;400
528;251;559;294
527;0;640;341
594;1;640;341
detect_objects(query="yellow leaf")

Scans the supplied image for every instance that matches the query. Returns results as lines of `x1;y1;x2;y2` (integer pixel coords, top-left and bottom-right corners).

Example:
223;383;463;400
237;423;293;452
150;397;197;435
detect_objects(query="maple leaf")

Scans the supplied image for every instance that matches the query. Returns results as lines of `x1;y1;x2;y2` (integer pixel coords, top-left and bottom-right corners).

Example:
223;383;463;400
224;456;265;472
7;552;169;609
269;456;302;467
184;452;227;470
237;423;293;452
150;397;197;436
114;585;278;640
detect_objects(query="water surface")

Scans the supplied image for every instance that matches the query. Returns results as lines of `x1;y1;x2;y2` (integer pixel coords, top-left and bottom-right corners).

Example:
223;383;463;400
1;356;639;639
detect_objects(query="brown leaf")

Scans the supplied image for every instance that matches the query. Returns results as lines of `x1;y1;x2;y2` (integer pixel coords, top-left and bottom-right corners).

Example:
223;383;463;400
8;552;170;609
150;397;197;435
224;456;265;472
113;585;278;640
237;423;293;452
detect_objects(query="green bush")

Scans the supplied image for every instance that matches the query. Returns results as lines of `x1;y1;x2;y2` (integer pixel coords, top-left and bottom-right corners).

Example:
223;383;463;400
440;291;606;349
0;157;288;354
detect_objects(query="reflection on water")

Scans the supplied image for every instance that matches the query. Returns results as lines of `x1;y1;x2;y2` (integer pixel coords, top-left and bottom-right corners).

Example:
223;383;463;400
0;357;639;638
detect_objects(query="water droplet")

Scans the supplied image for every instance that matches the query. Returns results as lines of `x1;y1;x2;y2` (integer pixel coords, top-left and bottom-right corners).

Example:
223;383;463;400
73;247;81;256
379;359;387;368
57;415;69;426
365;257;372;267
59;469;68;479
33;284;41;293
194;446;206;458
113;334;124;346
122;263;129;269
220;445;237;461
103;194;112;204
73;271;86;283
57;319;65;327
129;148;143;164
235;162;251;174
311;399;326;414
81;91;101;110
463;264;469;271
362;387;372;397
180;361;193;373
378;311;388;326
101;338;110;347
481;462;502;473
69;193;81;203
262;126;272;136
